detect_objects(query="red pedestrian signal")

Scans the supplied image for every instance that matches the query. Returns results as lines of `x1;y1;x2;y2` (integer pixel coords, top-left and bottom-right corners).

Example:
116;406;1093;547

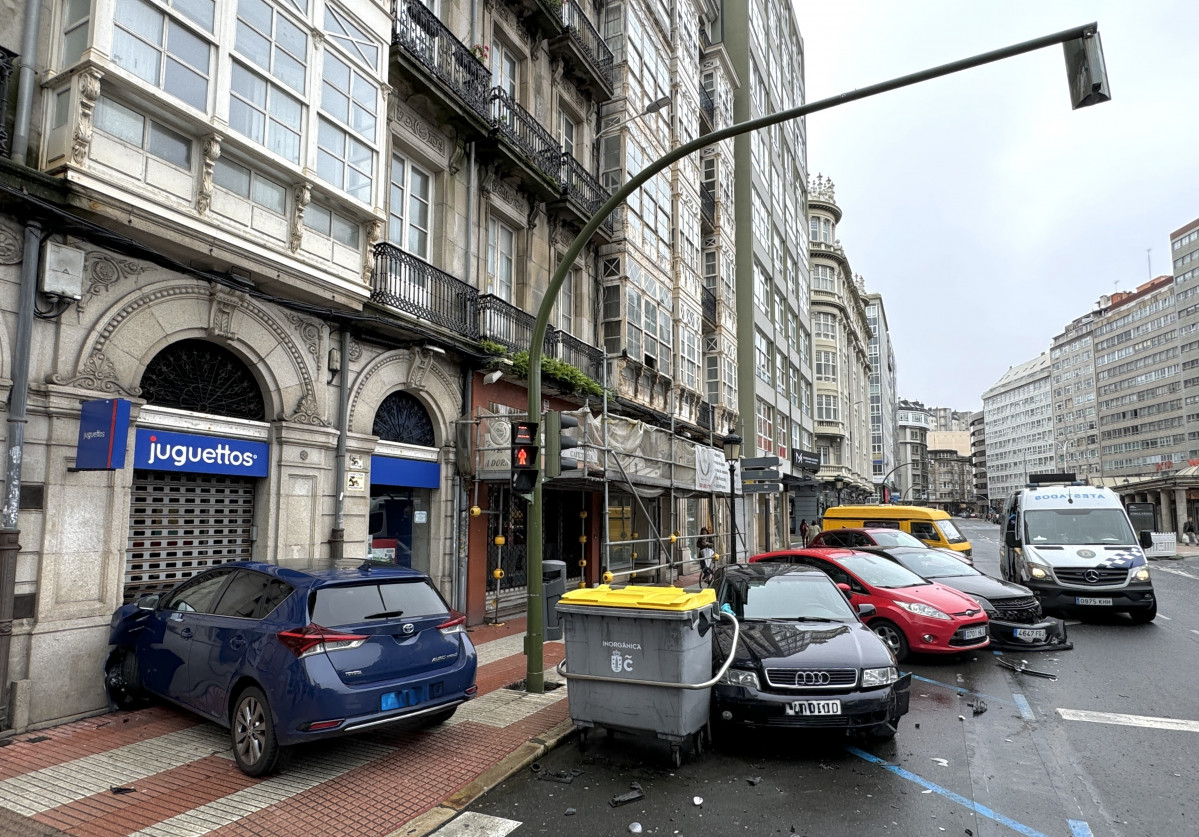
511;421;540;493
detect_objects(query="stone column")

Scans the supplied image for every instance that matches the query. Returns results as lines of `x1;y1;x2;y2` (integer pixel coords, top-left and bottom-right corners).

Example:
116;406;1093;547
1158;489;1171;531
1175;487;1189;539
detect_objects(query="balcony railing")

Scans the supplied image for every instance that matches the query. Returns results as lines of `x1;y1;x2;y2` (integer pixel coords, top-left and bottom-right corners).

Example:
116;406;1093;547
698;86;714;125
371;243;479;339
560;153;614;233
560;0;614;85
479;294;601;379
491;88;563;184
554;329;602;378
698;400;713;431
392;1;491;121
0;47;16;157
701;286;717;323
700;184;715;226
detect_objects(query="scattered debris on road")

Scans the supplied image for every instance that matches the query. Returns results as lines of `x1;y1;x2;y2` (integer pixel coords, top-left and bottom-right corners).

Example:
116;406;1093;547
746;776;762;786
110;786;136;795
609;785;645;807
997;658;1058;680
969;699;988;716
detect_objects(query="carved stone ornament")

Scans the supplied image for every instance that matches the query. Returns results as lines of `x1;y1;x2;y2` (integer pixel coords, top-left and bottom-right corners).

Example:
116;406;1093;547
49;349;140;396
196;133;223;215
0;227;22;265
348;336;363;363
77;252;147;313
362;220;385;285
392;102;447;157
486;0;531;46
287;392;328;426
71;69;104;165
290;183;312;253
208;287;248;340
285;312;322;358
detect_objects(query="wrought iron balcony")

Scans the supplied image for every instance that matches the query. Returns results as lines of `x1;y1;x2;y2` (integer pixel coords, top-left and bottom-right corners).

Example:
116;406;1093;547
698;86;714;128
0;47;16;157
392;1;491;123
557;153;614;237
698;400;713;431
701;286;717;324
490;88;563;191
554;0;614;98
371;243;479;339
479;294;602;381
700;184;715;227
554;329;602;379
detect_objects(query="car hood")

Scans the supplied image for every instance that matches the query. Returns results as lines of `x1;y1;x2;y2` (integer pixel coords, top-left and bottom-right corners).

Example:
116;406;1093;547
927;574;1033;602
717;620;893;670
885;582;983;616
1023;544;1146;569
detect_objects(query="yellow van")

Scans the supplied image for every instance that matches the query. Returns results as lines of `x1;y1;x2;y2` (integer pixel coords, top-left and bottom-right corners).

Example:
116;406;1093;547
821;505;972;559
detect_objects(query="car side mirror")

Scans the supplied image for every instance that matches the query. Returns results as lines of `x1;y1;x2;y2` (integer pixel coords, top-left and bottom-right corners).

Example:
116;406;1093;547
1139;530;1154;549
857;603;876;619
136;594;161;610
836;582;853;599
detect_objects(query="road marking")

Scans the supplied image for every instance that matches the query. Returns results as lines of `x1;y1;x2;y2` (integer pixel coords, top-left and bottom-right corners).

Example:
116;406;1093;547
846;747;1052;837
911;675;1004;704
1069;820;1096;837
0;726;230;816
1157;614;1171;620
1155;566;1199;581
1057;708;1199;733
1013;693;1036;722
429;812;523;836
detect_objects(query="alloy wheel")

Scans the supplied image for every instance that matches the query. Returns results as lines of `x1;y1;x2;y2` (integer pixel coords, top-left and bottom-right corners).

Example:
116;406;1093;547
234;693;267;767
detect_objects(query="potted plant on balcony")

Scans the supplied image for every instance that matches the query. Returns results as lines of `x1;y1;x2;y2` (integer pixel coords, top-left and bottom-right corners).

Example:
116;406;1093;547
472;43;489;63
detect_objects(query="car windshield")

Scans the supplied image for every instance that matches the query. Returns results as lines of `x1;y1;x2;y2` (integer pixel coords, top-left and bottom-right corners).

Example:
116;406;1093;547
871;530;925;548
721;576;856;621
934;519;968;543
1024;508;1137;546
834;552;930;588
891;550;980;579
310;580;449;627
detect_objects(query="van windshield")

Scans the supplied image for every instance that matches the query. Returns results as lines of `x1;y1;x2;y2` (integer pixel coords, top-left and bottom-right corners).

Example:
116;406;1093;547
934;519;967;544
1024;509;1136;546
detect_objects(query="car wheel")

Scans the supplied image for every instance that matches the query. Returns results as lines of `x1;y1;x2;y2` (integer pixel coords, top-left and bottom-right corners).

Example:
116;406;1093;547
104;648;149;711
421;706;457;727
870;619;910;663
1129;602;1157;624
231;686;289;777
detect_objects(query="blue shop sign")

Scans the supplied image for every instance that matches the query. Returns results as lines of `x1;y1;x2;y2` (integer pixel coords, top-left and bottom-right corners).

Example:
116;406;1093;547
134;428;269;477
371;455;440;488
76;398;132;470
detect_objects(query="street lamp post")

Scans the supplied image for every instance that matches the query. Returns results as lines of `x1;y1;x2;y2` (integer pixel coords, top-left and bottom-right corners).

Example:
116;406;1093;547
519;23;1110;693
724;433;741;565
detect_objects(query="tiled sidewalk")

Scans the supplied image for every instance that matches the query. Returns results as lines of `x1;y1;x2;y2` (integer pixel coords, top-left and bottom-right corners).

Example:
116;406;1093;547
0;618;570;837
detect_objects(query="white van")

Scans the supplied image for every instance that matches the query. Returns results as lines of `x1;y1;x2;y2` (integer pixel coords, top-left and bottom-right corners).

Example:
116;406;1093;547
1000;474;1156;622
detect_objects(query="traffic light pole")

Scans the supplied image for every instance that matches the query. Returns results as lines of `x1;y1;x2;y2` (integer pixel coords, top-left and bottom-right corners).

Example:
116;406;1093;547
523;23;1107;692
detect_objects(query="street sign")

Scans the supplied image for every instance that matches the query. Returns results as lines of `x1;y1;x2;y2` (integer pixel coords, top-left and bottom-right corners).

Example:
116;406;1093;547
741;455;780;469
743;470;780;482
741;482;782;494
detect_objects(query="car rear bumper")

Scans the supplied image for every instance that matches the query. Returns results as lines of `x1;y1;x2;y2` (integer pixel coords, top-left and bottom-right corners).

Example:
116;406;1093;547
713;673;911;732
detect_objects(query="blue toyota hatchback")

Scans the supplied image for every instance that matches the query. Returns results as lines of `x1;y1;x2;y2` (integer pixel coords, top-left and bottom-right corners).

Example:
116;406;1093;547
104;561;478;775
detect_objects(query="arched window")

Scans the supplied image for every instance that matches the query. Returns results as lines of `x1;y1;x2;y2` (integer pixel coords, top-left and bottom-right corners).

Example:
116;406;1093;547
373;391;435;446
139;339;266;421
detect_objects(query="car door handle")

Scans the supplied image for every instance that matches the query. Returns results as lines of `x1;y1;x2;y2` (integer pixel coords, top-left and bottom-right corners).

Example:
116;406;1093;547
180;627;193;639
229;636;246;651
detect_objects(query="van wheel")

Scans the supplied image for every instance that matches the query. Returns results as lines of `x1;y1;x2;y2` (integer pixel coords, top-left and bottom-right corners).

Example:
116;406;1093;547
1129;602;1156;624
871;620;910;663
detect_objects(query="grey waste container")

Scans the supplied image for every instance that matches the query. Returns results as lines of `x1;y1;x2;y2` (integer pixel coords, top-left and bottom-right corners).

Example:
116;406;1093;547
555;584;721;766
543;560;566;641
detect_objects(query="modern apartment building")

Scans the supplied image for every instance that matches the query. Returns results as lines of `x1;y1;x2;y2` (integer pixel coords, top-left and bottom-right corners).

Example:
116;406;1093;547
968;410;989;510
1172;216;1199;459
0;0;742;730
725;0;817;550
895;398;933;503
982;354;1053;501
864;291;898;501
1049;311;1100;479
931;407;971;432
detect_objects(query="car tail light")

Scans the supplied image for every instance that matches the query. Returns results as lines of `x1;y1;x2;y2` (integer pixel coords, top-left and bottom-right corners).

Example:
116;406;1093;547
437;613;466;636
305;719;344;731
277;623;368;658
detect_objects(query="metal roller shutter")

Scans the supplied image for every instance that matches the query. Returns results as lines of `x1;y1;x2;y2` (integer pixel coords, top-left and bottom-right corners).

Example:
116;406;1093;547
124;472;256;603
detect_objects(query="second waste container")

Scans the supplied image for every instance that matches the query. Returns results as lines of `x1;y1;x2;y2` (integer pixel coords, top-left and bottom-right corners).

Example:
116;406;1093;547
556;584;720;766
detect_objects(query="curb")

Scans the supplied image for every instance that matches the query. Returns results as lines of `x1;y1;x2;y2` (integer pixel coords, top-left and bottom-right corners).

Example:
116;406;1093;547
387;718;579;837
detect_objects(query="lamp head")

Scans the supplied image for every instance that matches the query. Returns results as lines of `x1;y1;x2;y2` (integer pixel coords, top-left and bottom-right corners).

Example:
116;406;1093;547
644;95;672;114
723;432;742;461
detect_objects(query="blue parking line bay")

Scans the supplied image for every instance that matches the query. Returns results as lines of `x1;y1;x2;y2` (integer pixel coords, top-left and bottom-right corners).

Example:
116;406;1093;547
845;747;1052;837
911;674;1005;705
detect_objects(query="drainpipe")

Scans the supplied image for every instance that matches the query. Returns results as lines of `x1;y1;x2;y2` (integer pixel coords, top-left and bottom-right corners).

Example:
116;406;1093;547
330;327;351;564
1;220;41;728
10;0;43;165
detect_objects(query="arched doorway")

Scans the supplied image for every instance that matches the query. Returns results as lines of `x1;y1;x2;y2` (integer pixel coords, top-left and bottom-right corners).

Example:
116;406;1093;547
125;340;268;602
368;391;437;571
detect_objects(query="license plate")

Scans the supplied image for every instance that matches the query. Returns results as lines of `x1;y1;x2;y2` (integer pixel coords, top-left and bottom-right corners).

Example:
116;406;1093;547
1076;597;1113;606
1014;628;1047;641
961;626;987;640
785;700;841;716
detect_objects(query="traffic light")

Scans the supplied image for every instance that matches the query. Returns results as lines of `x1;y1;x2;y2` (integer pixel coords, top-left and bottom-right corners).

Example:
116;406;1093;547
544;411;581;479
511;420;540;493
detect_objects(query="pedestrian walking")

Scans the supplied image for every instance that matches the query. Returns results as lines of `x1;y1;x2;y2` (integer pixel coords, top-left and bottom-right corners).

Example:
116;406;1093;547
799;520;809;544
1185;518;1197;545
697;527;715;585
806;519;821;545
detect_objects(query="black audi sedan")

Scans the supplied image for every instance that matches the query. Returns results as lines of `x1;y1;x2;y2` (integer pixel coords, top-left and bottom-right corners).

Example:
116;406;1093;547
710;563;911;739
860;546;1072;651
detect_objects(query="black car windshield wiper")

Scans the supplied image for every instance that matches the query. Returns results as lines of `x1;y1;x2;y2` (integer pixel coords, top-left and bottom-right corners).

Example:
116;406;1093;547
363;609;405;620
779;615;843;623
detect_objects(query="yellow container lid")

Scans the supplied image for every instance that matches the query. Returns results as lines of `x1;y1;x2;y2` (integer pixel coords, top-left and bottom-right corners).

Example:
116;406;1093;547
558;584;716;611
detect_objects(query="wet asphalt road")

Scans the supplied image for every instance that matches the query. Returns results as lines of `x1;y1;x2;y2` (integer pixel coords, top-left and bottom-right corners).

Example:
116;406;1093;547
458;519;1199;837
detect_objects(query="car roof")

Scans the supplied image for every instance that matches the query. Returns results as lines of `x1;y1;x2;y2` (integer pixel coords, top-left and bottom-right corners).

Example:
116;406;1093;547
217;561;432;589
750;547;863;562
719;563;836;582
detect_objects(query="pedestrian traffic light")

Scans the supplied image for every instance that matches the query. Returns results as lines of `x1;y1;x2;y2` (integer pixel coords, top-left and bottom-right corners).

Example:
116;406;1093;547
544;411;581;479
511;420;540;493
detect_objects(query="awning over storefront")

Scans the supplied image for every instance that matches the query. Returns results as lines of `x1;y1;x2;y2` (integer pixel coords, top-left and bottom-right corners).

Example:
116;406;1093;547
372;455;440;488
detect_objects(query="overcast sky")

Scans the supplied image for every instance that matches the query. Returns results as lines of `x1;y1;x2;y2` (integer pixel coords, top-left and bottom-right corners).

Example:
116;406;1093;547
794;0;1199;413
